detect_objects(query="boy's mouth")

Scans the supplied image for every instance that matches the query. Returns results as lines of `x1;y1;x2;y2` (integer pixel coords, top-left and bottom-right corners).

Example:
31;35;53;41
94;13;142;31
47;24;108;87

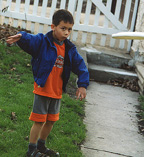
60;36;67;41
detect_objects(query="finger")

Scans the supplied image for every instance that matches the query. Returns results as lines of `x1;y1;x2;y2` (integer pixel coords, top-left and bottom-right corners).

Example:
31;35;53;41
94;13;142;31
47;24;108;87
6;37;21;44
76;90;79;97
80;94;84;101
76;92;81;100
6;39;15;44
81;92;86;100
7;36;12;39
7;34;21;41
10;34;22;38
83;93;86;99
6;39;12;44
7;36;16;40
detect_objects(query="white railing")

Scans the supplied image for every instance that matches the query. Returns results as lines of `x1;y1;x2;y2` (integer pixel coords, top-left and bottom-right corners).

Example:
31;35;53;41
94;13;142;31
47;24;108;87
0;0;139;51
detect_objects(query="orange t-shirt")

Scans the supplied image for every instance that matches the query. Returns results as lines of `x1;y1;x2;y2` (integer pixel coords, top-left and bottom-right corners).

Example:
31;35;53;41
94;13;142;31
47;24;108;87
33;42;65;99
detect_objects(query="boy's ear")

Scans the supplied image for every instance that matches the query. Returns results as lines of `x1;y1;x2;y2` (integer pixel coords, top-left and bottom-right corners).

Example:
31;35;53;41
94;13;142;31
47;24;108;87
51;24;55;30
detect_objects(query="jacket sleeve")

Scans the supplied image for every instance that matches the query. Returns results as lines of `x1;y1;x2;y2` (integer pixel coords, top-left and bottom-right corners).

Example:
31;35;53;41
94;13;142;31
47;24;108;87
71;48;89;89
16;31;43;58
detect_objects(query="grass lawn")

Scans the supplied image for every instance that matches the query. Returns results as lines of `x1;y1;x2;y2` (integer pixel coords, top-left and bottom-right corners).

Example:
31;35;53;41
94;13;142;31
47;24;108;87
0;43;86;157
137;95;144;135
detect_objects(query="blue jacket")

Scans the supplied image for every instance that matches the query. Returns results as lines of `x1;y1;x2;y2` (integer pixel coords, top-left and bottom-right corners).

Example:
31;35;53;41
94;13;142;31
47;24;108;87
17;31;89;92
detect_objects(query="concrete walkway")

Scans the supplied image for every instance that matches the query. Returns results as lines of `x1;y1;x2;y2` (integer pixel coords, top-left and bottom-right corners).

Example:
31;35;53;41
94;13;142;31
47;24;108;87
81;81;144;157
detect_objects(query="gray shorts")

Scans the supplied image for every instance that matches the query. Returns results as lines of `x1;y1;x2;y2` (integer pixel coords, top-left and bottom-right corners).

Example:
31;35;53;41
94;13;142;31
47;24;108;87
29;94;61;122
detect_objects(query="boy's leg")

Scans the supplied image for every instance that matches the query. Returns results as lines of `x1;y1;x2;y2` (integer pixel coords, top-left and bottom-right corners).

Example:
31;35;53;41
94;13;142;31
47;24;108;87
39;121;55;140
37;98;60;156
27;122;44;156
27;94;48;156
37;121;56;153
28;94;50;144
28;95;60;156
30;121;44;143
37;121;59;156
39;97;60;141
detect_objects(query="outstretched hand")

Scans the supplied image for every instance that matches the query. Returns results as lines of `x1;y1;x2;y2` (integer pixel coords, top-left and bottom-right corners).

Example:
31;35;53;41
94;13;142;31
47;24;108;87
6;34;22;45
76;87;86;101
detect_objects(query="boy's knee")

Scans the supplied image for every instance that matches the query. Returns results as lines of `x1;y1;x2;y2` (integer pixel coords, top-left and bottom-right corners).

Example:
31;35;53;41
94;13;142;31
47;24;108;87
34;121;44;126
46;121;55;125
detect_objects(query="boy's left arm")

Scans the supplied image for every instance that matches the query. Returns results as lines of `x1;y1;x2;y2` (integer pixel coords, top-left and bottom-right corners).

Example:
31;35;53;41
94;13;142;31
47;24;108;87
71;48;89;101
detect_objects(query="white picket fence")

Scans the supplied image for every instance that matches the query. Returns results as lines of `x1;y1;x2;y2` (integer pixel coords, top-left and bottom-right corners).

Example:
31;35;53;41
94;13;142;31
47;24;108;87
0;0;139;51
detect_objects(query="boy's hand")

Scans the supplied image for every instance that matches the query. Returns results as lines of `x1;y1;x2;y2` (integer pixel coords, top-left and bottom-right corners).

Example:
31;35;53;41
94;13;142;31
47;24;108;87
6;34;22;45
76;87;86;101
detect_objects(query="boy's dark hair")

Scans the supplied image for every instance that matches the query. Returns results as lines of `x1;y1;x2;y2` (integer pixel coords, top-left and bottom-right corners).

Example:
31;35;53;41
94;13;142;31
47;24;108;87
52;9;74;26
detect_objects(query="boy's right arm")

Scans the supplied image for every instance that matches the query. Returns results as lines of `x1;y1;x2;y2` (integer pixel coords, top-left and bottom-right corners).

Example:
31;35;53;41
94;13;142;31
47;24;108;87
6;32;43;57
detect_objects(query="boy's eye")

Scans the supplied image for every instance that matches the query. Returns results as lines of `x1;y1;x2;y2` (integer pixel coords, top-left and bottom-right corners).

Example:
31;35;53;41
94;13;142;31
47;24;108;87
68;28;72;31
61;27;66;31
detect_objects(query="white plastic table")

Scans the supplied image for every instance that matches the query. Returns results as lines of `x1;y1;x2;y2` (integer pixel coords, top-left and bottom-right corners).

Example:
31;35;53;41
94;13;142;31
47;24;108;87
112;32;144;40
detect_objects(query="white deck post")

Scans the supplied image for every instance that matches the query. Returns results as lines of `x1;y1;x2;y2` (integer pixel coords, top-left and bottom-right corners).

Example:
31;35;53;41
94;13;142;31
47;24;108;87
131;0;144;56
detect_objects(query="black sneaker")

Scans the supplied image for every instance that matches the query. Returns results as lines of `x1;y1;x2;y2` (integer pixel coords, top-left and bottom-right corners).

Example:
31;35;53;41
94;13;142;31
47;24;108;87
44;148;60;157
26;149;47;157
38;145;60;157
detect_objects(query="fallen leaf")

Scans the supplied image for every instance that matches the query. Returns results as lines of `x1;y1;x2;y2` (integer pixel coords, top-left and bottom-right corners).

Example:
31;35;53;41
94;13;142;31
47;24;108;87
11;112;17;121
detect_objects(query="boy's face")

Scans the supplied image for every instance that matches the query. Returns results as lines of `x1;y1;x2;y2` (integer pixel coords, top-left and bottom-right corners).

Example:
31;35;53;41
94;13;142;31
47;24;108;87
51;21;73;42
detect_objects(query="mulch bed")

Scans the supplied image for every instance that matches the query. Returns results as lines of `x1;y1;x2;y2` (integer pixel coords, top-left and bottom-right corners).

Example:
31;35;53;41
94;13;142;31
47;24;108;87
0;24;31;42
137;115;144;136
107;78;139;92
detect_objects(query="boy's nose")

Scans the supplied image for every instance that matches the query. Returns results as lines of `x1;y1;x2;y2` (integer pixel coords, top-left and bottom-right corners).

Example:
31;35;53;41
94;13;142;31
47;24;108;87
65;30;69;35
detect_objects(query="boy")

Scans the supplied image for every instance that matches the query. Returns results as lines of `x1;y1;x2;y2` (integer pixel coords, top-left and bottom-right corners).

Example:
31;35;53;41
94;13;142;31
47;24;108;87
6;9;89;157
